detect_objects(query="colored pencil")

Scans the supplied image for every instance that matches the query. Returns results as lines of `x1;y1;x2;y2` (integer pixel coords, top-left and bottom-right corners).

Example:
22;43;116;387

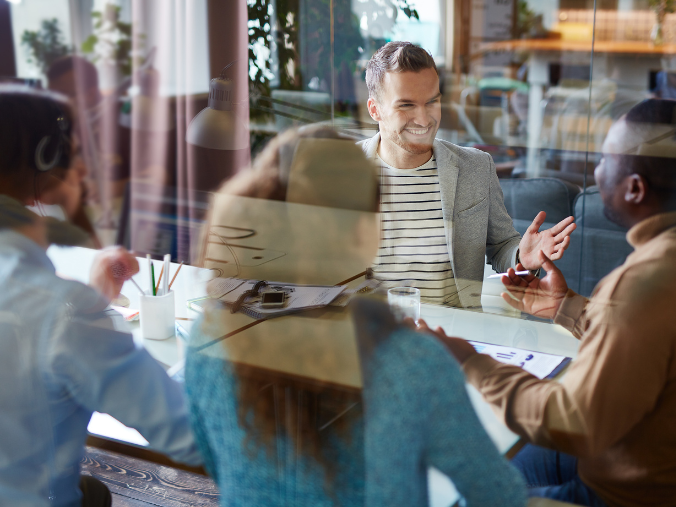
151;263;156;296
129;278;145;295
155;265;164;295
168;261;184;290
146;254;153;295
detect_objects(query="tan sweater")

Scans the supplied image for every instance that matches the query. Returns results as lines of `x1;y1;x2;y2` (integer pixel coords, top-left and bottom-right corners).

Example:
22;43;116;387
463;211;676;507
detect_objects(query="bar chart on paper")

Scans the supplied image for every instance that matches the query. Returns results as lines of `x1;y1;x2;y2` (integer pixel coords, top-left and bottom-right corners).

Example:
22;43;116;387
469;341;571;379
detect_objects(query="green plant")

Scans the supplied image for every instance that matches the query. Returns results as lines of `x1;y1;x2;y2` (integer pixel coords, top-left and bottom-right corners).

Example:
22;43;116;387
515;0;538;39
21;18;72;74
81;3;139;78
248;0;300;93
649;0;676;15
247;0;419;97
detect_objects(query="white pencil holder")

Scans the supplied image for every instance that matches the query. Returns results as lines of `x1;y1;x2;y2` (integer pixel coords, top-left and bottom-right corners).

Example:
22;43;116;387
140;290;175;340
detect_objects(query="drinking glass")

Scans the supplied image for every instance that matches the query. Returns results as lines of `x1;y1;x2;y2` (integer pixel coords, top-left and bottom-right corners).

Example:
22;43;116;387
387;287;421;322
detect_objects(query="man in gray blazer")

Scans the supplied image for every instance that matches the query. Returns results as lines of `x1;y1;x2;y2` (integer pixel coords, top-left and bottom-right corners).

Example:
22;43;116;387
360;42;576;308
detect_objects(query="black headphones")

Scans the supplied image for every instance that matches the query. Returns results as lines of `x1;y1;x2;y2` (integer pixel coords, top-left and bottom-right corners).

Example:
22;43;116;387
34;101;71;173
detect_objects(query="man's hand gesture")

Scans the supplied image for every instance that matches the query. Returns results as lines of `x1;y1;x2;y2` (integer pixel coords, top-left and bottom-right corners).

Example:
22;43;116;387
518;212;576;270
501;251;569;320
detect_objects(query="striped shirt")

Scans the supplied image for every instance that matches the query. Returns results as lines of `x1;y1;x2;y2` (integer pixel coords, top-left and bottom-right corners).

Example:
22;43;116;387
372;152;460;306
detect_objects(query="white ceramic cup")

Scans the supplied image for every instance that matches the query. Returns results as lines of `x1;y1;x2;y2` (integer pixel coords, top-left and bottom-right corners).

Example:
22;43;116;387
387;287;421;322
139;290;175;340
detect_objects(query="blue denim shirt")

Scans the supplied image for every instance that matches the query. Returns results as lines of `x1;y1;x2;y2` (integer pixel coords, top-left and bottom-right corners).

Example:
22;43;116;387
0;230;201;506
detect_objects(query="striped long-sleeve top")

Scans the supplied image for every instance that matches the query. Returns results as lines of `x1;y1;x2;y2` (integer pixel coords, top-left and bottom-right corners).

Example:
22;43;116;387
372;153;460;306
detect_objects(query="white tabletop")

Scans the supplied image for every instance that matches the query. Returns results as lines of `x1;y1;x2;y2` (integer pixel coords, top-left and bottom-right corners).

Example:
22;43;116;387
46;219;579;507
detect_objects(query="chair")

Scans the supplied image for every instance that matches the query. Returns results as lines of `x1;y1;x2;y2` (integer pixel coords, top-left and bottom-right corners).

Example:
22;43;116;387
499;177;580;237
499;179;632;296
561;186;633;296
499;176;584;290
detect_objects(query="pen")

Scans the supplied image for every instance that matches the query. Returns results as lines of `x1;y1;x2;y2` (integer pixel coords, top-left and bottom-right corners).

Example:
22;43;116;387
162;254;171;295
168;261;184;290
146;254;153;295
129;278;145;295
151;263;156;296
488;270;531;279
155;265;164;295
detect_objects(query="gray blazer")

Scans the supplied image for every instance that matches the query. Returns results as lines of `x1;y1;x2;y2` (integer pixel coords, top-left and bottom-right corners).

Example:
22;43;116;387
359;132;521;308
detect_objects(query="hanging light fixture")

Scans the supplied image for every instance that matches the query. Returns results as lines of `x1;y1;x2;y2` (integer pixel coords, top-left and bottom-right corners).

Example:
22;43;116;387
186;61;249;150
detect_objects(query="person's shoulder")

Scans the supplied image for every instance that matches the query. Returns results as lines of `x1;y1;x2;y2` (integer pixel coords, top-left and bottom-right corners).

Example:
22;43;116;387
614;256;676;301
593;251;676;326
356;134;376;153
434;138;491;166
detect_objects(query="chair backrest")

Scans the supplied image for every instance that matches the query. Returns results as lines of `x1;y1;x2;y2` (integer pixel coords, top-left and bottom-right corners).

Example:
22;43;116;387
554;186;633;296
573;186;626;232
500;177;580;236
571;187;633;295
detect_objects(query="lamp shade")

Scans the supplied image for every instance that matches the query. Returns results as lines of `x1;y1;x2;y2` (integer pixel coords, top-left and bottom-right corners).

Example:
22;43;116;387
186;77;249;150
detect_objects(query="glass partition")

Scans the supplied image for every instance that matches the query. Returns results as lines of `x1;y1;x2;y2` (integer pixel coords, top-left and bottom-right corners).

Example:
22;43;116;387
4;0;671;303
5;1;676;505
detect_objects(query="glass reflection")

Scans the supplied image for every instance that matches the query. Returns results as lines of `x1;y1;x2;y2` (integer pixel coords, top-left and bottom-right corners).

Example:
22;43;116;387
185;125;526;506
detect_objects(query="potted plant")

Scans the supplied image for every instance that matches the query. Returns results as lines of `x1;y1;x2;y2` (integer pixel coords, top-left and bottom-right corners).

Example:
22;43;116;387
21;18;72;75
81;3;139;88
649;0;675;45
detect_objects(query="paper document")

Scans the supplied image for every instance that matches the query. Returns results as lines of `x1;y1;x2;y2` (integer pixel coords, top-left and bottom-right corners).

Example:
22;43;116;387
109;305;139;321
213;278;347;319
207;277;247;298
469;341;571;379
88;412;148;446
243;285;346;317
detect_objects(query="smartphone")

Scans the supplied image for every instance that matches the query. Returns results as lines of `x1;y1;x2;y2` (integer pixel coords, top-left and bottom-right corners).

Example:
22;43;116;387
260;291;286;308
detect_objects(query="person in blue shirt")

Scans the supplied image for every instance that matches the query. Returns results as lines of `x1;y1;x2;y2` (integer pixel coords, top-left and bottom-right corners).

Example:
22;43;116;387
0;86;202;507
185;126;527;506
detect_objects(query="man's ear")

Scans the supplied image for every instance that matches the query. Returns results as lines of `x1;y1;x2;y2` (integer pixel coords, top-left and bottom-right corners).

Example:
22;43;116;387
367;97;381;122
625;173;648;205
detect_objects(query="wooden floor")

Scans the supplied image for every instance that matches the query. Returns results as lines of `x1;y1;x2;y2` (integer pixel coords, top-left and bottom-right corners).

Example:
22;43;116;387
81;447;220;506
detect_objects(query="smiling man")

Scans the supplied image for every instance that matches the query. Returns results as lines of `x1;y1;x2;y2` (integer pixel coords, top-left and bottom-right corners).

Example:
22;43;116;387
359;42;576;308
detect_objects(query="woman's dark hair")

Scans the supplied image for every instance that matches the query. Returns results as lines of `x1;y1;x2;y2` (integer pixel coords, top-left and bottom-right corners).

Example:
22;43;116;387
0;85;74;202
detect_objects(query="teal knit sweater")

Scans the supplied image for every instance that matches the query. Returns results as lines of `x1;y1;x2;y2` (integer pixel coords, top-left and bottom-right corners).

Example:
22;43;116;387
185;325;526;506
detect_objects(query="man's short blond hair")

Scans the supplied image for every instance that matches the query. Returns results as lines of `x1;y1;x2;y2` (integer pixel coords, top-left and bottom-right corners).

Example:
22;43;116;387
365;41;438;100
